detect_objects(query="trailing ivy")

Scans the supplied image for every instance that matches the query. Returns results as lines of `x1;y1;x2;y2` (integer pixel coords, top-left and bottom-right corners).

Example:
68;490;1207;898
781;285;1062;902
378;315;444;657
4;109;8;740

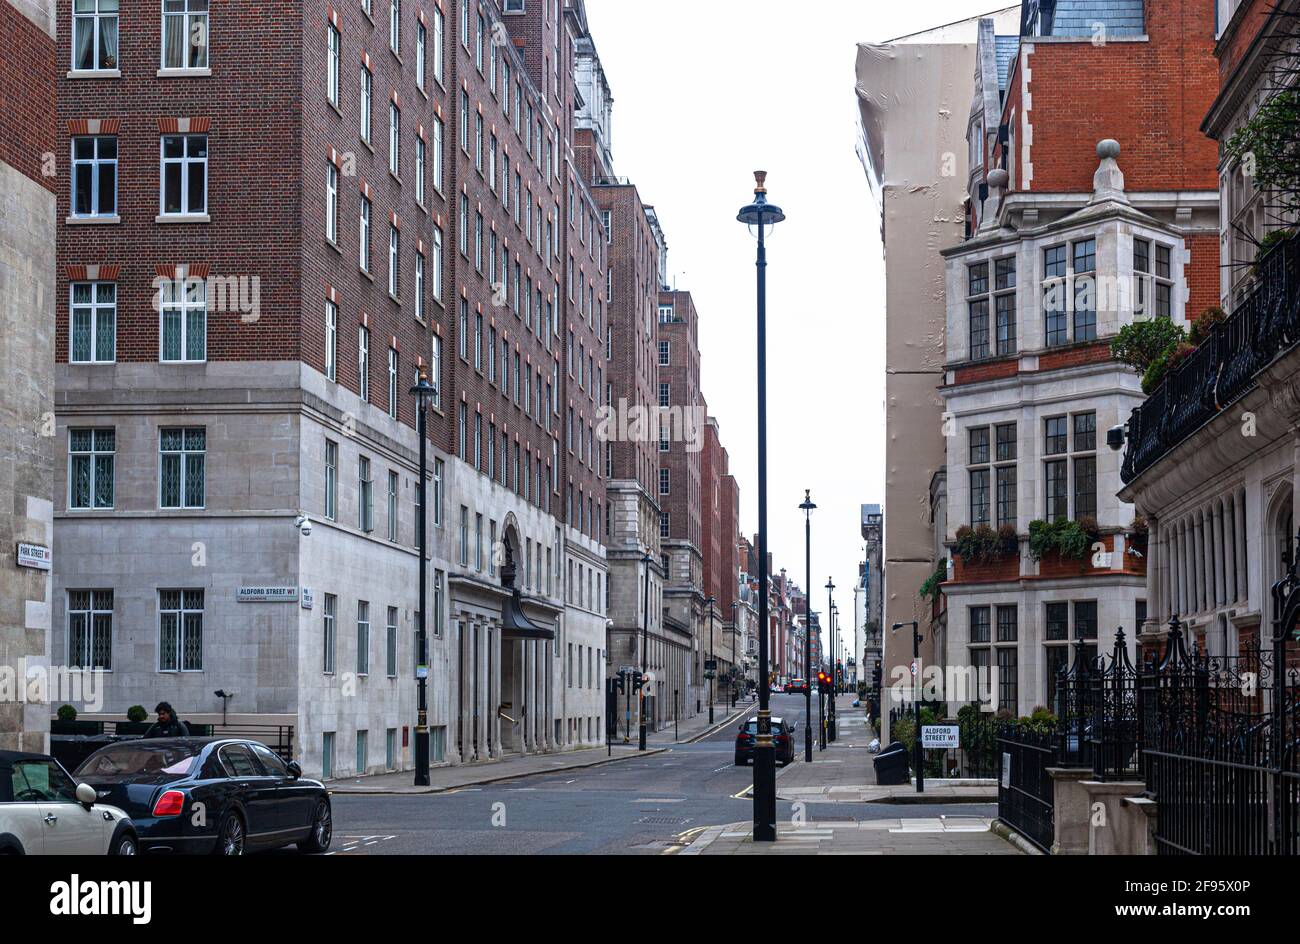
918;558;947;602
954;523;1018;565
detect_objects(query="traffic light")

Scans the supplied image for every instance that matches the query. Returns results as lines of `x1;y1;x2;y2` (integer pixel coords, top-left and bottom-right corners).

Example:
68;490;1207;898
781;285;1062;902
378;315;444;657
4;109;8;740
816;671;831;693
632;670;644;692
611;671;626;695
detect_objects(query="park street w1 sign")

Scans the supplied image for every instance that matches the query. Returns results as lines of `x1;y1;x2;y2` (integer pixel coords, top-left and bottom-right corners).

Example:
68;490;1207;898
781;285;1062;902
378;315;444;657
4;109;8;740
921;724;959;749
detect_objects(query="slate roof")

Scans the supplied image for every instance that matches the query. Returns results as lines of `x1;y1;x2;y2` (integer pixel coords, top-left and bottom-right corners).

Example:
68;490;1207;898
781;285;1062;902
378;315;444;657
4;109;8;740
1048;0;1145;37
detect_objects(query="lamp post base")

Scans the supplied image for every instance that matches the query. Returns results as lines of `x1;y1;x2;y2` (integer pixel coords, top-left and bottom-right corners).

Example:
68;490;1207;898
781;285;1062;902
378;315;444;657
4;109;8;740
413;726;430;786
638;722;647;751
753;742;777;842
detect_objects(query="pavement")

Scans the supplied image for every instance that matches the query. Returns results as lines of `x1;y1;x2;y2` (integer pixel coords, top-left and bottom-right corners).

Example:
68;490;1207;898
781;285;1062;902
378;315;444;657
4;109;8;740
675;695;1016;856
328;697;756;795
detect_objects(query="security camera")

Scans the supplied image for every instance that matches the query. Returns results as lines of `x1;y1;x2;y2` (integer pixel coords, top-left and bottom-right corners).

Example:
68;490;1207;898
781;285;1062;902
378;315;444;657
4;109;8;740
294;514;312;536
1106;424;1127;451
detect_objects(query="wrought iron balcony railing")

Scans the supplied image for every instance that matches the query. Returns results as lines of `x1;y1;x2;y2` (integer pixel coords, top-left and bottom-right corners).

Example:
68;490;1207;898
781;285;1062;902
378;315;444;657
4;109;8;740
1121;231;1300;484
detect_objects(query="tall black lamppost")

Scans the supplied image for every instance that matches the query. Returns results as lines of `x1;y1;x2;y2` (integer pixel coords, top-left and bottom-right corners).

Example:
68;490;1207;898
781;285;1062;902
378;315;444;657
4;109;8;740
799;490;816;762
639;549;653;751
730;601;739;705
738;170;784;842
705;595;716;723
410;366;436;786
825;579;837;742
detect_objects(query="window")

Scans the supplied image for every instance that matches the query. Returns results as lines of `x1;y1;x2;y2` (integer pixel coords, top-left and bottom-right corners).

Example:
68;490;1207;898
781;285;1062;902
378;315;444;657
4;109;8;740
433;458;444;527
322;593;337;673
158;589;203;672
415;251;426;320
432;225;444;303
356;600;370;675
159;427;205;508
994;259;1016;355
387;469;398;541
160;134;207;216
73;0;119;71
357;325;370;401
68;428;115;509
67;590;113;670
459;506;469;565
997;648;1018;712
475;513;483;571
70;282;116;363
967;424;1015;528
434;569;445;636
324;162;340;243
325;440;338;520
1044;238;1096;346
325;298;338;381
432;5;444;84
1044;412;1095;521
327;23;340;105
389;0;400;54
1133;238;1173;318
996;605;1017;642
388;225;400;297
1045;601;1068;641
431;335;442;409
967;262;989;360
658;340;670;366
660;512;670;538
185;256;237;357
389;103;401;177
658;383;669;408
386;605;398;677
970;605;990;643
1074;600;1098;640
432;116;445;194
659;468;669;495
356;193;371;271
358;456;373;531
72;136;117;218
162;0;208;70
415;136;426;205
361;65;373;143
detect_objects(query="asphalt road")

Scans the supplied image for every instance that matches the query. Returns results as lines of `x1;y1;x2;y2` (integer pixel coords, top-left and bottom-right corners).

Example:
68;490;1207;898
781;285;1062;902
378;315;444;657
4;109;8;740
323;693;995;854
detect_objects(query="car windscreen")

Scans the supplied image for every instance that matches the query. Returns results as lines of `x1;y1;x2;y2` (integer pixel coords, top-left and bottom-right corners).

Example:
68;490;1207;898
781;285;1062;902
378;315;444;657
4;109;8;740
742;721;785;734
74;743;201;779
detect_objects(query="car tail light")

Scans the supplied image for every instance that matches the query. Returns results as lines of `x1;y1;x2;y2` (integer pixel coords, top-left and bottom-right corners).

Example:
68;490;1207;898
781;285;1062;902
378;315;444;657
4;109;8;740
153;790;186;817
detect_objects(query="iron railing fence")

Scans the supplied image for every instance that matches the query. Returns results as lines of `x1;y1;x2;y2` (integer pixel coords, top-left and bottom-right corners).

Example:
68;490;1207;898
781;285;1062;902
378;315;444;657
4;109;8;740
997;723;1059;853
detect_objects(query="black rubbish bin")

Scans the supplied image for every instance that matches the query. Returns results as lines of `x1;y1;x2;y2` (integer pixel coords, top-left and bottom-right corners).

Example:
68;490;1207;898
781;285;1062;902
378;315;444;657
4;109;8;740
873;739;910;786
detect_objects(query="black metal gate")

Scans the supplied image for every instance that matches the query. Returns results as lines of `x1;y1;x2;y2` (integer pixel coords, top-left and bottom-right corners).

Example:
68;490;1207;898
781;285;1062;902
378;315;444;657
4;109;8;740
997;724;1058;853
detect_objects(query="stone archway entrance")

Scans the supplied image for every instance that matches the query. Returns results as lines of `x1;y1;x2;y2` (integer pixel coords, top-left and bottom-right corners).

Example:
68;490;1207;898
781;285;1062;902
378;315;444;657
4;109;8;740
496;514;556;756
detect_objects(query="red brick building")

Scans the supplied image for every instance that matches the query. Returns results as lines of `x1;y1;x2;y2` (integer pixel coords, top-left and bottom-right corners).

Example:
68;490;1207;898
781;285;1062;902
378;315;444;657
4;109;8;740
52;0;612;777
933;0;1218;716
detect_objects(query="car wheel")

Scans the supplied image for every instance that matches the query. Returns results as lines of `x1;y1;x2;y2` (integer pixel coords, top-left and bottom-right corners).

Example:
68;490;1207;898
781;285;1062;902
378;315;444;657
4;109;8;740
298;799;333;854
213;810;245;856
109;824;138;855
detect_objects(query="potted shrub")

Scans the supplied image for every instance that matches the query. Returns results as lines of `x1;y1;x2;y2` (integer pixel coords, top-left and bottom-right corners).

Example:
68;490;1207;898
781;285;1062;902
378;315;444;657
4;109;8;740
117;704;153;735
51;703;101;736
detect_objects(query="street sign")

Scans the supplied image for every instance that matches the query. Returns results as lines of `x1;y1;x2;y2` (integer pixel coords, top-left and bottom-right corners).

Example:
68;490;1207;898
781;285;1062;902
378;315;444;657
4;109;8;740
16;543;51;571
704;659;717;671
921;724;959;749
1001;753;1012;788
237;586;298;603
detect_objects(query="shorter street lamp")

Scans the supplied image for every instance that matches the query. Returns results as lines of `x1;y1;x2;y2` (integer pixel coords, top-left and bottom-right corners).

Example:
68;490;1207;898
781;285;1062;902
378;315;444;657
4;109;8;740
892;620;924;793
825;579;837;742
799;490;816;762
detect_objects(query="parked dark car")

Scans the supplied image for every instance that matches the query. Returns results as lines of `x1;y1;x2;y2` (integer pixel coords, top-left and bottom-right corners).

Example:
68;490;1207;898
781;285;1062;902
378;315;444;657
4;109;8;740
784;679;808;694
734;717;795;766
74;738;331;855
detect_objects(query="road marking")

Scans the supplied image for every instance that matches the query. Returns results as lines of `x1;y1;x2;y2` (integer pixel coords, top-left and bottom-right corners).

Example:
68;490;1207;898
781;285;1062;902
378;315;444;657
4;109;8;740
633;797;685;803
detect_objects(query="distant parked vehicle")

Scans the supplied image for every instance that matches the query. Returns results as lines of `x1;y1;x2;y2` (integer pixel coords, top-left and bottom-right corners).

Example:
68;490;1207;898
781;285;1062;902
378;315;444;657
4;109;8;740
75;738;331;855
734;717;796;767
0;750;137;854
785;678;808;694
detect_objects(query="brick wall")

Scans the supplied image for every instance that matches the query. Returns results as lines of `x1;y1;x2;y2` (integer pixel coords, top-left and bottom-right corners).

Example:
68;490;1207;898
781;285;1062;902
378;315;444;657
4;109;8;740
0;0;55;190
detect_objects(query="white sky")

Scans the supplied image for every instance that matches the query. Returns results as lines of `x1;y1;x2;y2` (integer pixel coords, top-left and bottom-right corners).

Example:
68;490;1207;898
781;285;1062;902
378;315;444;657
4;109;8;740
584;0;1000;652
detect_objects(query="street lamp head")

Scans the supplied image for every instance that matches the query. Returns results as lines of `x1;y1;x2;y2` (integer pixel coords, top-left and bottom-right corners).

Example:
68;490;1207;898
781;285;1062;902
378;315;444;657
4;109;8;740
799;489;816;515
825;577;835;592
737;170;785;231
410;365;436;405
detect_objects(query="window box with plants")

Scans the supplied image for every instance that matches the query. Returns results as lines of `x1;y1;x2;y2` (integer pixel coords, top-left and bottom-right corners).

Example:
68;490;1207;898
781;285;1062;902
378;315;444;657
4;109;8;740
1028;516;1106;574
951;523;1020;581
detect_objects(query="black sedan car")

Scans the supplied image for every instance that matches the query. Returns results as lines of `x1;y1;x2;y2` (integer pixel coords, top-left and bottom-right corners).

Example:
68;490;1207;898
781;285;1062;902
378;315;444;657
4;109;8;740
74;738;331;855
734;717;796;766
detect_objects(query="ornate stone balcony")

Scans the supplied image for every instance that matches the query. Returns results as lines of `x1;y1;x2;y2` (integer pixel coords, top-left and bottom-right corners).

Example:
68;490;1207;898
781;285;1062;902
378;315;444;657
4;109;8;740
1122;231;1300;484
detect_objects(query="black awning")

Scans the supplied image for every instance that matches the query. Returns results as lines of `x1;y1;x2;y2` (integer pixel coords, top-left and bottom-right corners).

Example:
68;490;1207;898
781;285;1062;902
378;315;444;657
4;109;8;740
500;587;554;641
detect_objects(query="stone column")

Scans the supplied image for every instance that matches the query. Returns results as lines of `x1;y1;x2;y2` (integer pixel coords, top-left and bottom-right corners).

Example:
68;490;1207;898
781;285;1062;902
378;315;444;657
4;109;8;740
1235;487;1248;604
490;625;501;759
1211;501;1222;605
